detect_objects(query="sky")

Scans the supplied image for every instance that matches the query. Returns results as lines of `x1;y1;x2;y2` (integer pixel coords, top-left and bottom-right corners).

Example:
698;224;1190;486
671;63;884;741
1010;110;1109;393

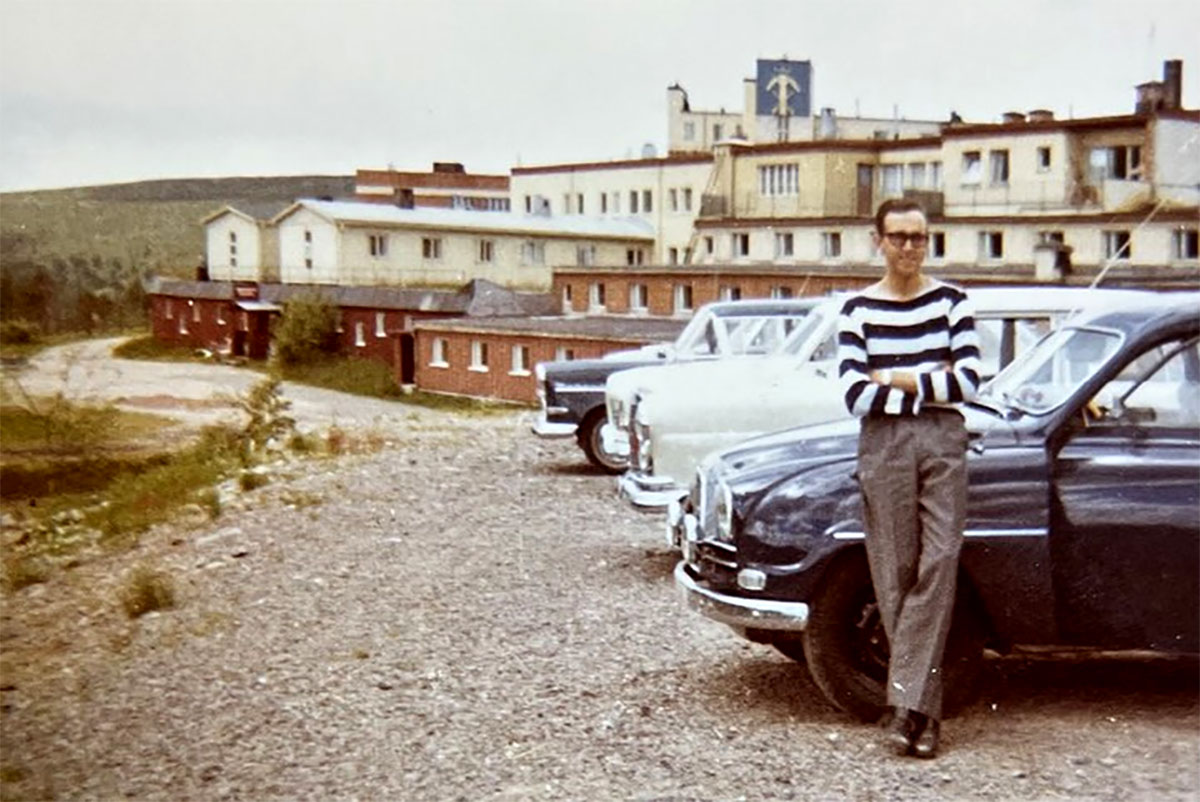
1;0;1197;192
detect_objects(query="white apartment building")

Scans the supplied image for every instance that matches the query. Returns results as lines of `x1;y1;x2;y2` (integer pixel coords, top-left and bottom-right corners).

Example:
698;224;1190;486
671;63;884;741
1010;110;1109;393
271;199;654;290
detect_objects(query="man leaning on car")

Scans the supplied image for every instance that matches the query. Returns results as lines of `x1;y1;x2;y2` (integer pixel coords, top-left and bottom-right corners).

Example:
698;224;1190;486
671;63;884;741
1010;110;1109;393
837;198;981;759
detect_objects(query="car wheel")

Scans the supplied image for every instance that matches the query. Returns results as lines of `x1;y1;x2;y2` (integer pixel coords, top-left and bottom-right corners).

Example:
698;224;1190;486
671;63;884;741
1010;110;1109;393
577;409;628;474
770;635;808;664
802;552;985;722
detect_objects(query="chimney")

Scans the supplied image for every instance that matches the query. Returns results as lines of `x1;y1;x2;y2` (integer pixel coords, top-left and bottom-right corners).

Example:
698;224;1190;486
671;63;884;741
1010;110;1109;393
1027;109;1055;123
1002;111;1027;124
432;162;465;174
818;107;837;139
1164;59;1183;110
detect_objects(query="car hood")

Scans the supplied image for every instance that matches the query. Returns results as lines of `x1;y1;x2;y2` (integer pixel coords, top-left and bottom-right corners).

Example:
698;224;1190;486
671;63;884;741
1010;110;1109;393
545;355;663;386
606;353;791;401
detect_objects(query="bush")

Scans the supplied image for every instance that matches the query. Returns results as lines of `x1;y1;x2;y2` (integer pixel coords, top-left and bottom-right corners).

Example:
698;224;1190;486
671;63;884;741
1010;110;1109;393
0;319;40;345
272;294;340;366
277;356;404;400
119;565;175;618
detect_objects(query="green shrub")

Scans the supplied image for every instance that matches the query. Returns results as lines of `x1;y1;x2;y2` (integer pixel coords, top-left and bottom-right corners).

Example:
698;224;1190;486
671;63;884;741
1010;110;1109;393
119;565;175;618
236;375;295;460
238;470;269;492
277;356;404;399
112;335;197;362
272;294;340;366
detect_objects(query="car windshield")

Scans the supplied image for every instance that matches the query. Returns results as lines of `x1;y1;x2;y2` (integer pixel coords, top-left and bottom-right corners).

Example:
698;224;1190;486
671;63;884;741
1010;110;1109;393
775;307;837;358
981;326;1124;414
674;309;812;357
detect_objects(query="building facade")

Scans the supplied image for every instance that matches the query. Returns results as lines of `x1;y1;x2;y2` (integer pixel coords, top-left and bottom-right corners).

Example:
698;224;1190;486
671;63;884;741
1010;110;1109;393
354;162;511;211
202;203;288;283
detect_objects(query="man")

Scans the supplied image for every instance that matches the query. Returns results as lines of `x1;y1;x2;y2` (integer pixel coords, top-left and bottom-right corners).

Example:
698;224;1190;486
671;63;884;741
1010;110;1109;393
837;198;980;759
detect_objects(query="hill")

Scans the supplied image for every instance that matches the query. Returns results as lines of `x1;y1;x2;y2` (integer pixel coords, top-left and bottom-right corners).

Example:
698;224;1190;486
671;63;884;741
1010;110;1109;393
0;175;355;276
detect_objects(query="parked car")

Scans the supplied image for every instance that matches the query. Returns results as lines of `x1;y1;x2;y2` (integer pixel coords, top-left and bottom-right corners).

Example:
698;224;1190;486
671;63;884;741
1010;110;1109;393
614;287;1156;510
672;292;1199;721
533;299;818;471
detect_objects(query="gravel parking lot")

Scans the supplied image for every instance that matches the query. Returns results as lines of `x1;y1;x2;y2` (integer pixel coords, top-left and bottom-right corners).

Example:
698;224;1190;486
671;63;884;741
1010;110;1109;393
1;344;1197;800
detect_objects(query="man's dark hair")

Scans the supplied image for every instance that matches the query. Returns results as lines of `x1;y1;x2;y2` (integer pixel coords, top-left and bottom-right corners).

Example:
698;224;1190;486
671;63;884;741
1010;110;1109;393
874;198;927;234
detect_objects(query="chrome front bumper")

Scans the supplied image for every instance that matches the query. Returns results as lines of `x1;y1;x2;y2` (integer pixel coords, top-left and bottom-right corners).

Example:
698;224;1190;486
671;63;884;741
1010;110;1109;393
674;561;809;632
617;471;687;510
531;411;576;438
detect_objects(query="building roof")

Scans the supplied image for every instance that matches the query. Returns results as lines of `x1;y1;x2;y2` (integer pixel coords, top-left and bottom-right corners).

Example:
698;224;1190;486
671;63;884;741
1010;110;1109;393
414;315;689;341
145;277;558;316
201;201;292;226
511;153;714;175
272;199;655;242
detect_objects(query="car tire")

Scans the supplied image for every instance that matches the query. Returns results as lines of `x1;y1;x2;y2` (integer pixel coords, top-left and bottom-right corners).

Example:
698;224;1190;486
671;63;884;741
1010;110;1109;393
577;409;628;474
802;552;985;722
770;635;808;664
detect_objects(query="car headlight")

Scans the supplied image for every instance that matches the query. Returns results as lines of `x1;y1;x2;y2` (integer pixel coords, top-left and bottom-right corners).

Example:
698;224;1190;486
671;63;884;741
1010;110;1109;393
715;480;734;542
608;397;626;428
633;420;652;472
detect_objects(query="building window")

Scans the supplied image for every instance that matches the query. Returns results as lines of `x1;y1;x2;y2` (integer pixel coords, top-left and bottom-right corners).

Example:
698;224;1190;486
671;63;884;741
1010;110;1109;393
929;231;946;259
305;257;313;270
576;193;584;214
1039;230;1065;244
1090;145;1142;180
469;340;489;371
600;193;608;214
962;151;982;185
719;285;741;302
522;241;545;265
588;282;606;311
930;161;943;189
758;163;799;196
510;344;531;376
822;231;842;258
713;123;723;141
576;245;596;267
669;188;678;212
192;302;201;323
1103;230;1132;261
774;232;794;258
1036;146;1052;172
216;305;226;325
770;286;794;299
628;283;648;312
230;255;238;268
422;237;441;260
881;164;903;197
555;346;575;361
668;247;679;264
354;321;366;347
625;248;644;266
704;236;714;255
375;312;386;338
978;231;1004;261
683;188;693;211
1172;228;1199;260
732;232;750;258
240;311;249;331
178;314;188;335
369;233;388;257
673;283;693;315
430;337;449;367
524;195;532;213
629;190;639;214
683;121;695;141
165;299;173;319
478;239;494;262
907;163;926;188
642;189;652;213
989;150;1010;185
304;230;312;243
611;192;621;214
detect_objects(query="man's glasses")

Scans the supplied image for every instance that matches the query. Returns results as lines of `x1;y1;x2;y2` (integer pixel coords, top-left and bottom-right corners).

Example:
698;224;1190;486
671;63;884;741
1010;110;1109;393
883;232;929;248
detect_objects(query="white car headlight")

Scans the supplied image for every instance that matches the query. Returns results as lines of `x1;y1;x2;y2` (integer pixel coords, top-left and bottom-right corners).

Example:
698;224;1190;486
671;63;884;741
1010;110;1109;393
634;420;652;472
715;480;734;542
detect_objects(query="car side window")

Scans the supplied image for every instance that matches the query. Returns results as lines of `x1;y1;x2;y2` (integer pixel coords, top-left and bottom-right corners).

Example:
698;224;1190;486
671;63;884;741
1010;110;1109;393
808;330;838;362
1090;337;1200;428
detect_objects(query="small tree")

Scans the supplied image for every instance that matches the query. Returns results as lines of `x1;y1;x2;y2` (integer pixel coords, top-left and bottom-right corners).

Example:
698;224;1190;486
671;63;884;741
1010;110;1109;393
237;375;296;460
272;294;340;366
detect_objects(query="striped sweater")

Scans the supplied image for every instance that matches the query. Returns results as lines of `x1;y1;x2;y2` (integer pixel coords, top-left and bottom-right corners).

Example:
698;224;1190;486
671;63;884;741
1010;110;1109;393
837;281;981;417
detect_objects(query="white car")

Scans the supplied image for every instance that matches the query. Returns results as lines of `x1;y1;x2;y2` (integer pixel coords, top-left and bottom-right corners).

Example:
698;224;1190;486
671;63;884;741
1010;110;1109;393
609;286;1157;511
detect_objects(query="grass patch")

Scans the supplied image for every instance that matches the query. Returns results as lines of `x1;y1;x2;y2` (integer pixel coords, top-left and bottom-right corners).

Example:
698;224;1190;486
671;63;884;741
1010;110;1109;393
276;356;405;400
119;565;176;618
1;552;50;592
0;401;173;455
111;334;207;362
401;390;523;415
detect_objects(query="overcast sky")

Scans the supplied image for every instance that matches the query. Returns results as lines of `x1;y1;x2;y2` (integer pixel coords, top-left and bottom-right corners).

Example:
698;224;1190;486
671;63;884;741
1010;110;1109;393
1;0;1197;192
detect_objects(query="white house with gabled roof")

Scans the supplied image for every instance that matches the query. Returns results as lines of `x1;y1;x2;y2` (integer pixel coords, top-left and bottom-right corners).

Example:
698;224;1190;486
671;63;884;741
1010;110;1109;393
271;199;654;290
202;201;289;282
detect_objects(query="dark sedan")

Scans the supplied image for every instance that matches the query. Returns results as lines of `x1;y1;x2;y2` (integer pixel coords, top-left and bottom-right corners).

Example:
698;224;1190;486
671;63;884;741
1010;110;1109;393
673;293;1199;721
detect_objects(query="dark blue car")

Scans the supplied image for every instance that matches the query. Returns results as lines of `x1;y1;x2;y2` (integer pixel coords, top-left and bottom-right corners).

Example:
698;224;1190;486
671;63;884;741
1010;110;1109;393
673;292;1200;720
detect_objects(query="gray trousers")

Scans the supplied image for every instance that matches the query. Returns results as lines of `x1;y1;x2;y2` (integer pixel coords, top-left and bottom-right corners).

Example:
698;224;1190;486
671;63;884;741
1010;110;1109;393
857;408;968;720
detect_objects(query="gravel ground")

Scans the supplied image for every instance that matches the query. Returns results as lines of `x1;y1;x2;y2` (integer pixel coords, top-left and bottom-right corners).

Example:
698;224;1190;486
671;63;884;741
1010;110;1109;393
1;345;1197;801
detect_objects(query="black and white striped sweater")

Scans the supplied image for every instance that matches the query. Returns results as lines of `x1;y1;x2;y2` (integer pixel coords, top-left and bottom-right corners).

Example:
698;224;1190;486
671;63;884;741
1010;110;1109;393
837;281;981;417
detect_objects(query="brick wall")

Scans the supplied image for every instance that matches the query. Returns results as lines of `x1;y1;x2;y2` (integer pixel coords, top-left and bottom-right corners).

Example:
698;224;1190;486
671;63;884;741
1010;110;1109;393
414;329;648;404
150;296;240;350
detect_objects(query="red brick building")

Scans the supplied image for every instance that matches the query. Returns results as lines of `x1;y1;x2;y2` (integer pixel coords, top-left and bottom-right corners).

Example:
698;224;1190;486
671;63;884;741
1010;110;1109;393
414;317;687;404
354;162;510;211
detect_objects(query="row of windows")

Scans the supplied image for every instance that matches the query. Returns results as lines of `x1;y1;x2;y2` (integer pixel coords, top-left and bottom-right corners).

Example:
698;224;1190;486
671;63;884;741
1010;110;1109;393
881;160;945;196
429;338;572;374
681;120;732;142
569;280;802;314
524;188;696;216
701;227;1198;262
358;232;639;267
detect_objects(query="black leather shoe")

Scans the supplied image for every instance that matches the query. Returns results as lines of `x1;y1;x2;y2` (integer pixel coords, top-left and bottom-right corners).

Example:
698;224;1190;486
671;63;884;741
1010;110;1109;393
884;707;917;756
913;717;940;759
